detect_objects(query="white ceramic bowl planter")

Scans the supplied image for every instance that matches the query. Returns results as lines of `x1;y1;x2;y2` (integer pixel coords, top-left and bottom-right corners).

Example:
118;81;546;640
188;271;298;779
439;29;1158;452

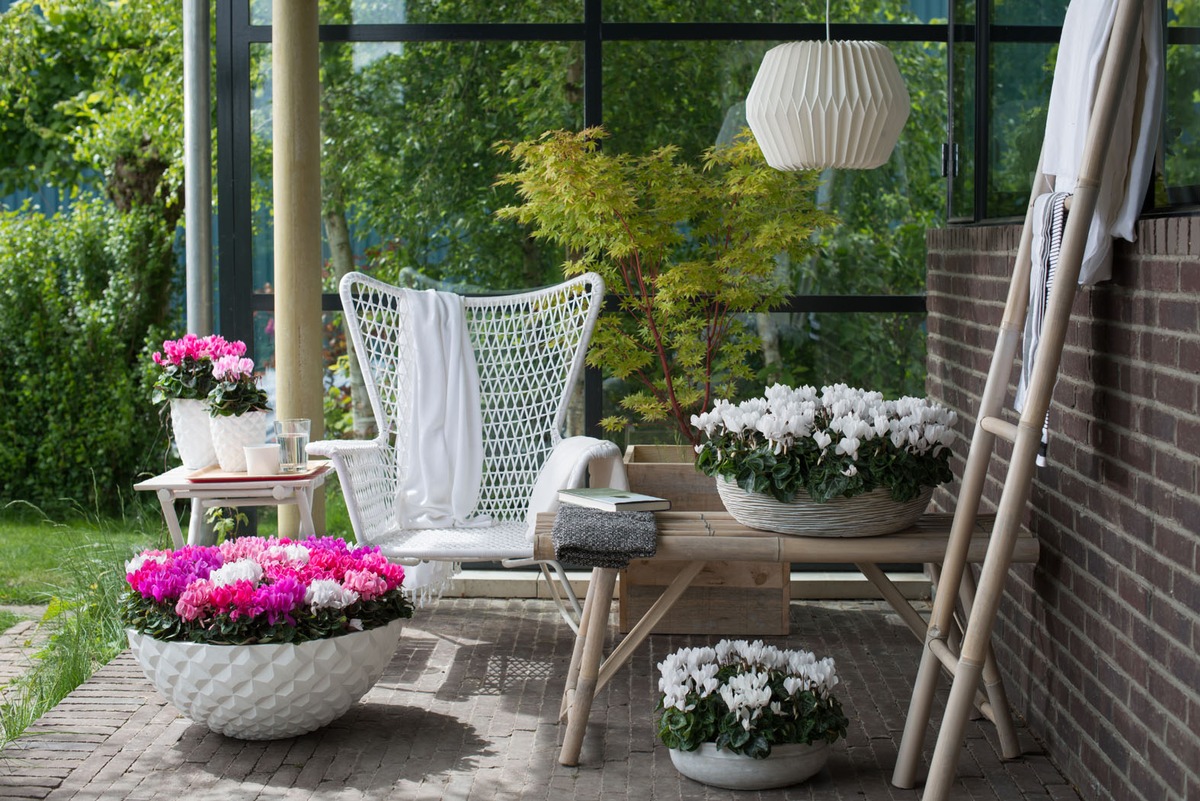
669;741;830;790
128;619;404;740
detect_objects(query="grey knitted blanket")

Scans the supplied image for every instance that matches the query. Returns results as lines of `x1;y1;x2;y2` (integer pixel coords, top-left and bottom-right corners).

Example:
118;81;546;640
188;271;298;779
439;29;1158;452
551;505;658;569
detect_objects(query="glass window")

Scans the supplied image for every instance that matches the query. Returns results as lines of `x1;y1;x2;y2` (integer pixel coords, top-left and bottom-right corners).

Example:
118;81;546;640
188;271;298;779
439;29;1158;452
990;0;1066;26
249;40;584;294
250;0;582;26
603;0;947;24
1163;5;1200;206
987;41;1055;217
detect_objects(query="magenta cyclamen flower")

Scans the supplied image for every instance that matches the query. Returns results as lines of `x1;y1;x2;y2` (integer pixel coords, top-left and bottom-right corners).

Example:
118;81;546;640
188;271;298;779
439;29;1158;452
122;536;411;645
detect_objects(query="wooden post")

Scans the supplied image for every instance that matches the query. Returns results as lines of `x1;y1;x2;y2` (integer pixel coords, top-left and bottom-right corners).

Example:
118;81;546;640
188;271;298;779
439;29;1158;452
272;0;324;535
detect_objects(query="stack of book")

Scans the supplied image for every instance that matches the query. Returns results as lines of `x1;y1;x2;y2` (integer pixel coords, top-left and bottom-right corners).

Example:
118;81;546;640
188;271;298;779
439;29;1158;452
557;487;671;513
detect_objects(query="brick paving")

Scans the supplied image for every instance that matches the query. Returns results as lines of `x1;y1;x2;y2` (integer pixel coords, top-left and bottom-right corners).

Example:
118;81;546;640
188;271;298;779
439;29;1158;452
0;599;1081;800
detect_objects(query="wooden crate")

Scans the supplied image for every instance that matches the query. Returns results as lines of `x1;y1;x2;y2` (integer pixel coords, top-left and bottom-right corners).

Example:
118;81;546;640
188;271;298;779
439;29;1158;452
618;445;791;635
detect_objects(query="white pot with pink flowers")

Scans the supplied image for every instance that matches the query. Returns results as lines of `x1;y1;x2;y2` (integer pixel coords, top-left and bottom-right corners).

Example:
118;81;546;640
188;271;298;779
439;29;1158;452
121;536;414;739
206;352;271;472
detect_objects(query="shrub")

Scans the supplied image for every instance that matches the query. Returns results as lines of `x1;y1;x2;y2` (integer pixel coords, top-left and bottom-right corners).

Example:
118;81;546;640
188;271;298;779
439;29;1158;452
0;199;176;513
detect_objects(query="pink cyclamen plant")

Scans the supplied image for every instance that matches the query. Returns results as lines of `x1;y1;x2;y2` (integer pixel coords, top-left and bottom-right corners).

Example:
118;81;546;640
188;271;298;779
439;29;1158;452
151;334;249;403
121;536;413;645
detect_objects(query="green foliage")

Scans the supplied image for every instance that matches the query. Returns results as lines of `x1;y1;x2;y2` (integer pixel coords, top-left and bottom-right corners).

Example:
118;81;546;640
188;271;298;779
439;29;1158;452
207;380;269;417
119;587;412;647
0;199;175;513
0;0;184;216
496;127;835;444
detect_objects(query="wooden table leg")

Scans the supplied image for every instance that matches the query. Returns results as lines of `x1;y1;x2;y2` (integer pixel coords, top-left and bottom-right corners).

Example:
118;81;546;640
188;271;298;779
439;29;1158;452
156;490;186;549
560;568;601;722
558;567;616;767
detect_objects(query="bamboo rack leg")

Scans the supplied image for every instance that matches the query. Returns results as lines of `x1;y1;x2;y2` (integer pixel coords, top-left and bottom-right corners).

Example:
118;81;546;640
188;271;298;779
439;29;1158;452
559;567;601;722
923;481;1034;799
558;568;617;766
959;561;1020;758
892;318;1027;789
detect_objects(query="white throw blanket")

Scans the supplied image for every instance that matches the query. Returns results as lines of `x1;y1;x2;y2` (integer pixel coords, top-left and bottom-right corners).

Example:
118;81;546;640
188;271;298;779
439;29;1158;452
1039;0;1162;285
394;289;488;600
395;288;487;529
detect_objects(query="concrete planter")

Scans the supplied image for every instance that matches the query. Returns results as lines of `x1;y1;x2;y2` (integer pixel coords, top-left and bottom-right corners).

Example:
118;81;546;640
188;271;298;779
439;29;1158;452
669;741;829;790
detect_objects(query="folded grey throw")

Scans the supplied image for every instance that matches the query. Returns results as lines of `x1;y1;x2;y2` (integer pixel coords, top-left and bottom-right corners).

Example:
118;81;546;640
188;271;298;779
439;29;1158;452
551;505;658;569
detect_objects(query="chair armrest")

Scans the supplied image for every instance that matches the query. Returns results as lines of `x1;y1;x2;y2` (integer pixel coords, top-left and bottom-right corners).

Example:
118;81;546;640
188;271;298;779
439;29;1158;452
523;436;628;542
307;438;395;545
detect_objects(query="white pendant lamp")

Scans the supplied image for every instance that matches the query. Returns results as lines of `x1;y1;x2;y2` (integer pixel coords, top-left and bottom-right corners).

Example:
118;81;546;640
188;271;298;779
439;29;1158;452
746;30;910;171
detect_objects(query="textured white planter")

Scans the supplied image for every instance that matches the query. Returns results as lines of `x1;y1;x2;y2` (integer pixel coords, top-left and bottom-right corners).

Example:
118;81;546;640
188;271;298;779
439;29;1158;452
669;741;829;790
170;398;217;469
716;476;933;537
209;410;269;472
127;619;404;740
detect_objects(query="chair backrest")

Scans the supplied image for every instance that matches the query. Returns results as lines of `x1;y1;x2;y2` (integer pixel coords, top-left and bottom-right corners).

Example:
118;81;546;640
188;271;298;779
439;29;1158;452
339;271;604;523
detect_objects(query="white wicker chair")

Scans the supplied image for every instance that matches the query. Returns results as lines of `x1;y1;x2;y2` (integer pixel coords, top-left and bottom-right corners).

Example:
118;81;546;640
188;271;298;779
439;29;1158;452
310;270;621;629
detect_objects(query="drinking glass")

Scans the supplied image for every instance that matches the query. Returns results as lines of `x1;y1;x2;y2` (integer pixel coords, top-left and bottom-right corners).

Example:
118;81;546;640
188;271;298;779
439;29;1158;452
274;418;311;473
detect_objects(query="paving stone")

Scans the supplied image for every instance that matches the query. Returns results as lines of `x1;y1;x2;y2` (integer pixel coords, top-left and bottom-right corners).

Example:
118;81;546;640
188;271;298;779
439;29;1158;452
0;600;1082;801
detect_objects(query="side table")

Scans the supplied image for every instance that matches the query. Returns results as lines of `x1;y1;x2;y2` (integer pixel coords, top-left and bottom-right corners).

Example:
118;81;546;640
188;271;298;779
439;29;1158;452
134;461;332;548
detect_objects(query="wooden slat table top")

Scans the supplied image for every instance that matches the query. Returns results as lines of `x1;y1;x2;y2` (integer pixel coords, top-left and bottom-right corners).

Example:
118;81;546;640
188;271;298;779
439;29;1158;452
534;511;1038;566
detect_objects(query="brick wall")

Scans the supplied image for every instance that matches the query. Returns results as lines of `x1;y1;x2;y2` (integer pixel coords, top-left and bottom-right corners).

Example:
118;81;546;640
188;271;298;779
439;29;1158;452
925;217;1199;801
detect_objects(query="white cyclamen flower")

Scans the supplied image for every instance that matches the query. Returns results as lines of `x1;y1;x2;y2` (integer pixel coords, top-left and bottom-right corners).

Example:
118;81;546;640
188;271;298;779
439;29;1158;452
125;553;167;573
836;436;861;460
304;578;360;610
209;558;264;587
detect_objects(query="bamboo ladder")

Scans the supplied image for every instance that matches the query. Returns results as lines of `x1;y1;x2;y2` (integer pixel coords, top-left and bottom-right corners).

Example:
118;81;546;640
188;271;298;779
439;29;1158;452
891;1;1150;798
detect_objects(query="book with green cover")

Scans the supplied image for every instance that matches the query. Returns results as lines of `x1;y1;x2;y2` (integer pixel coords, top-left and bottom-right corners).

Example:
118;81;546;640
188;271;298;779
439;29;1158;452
557;487;671;513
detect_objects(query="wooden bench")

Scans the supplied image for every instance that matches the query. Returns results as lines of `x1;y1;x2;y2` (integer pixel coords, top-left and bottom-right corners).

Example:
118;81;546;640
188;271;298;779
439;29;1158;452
533;510;1039;766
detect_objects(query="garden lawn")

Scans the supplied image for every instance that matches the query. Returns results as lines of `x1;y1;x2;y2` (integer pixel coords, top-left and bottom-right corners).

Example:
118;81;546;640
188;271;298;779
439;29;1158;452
0;513;161;605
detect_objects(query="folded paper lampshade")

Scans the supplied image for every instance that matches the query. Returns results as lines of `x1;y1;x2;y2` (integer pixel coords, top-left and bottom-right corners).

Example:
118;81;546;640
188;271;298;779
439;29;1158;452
746;40;910;171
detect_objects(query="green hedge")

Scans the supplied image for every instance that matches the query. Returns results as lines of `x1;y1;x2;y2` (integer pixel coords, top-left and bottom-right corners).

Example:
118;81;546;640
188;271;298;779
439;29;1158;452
0;199;175;513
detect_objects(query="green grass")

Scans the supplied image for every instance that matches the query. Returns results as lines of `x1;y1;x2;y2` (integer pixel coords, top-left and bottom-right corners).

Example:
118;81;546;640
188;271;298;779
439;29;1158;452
0;610;19;632
0;507;164;605
0;504;166;747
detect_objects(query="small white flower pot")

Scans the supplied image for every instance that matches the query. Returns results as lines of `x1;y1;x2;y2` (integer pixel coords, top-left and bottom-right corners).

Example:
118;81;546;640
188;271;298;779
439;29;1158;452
209;409;269;472
169;398;217;469
127;619;404;740
669;741;829;790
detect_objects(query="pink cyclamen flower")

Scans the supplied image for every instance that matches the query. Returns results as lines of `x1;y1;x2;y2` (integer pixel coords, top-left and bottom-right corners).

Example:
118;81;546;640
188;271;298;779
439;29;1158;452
342;569;387;600
212;355;255;382
175;579;215;621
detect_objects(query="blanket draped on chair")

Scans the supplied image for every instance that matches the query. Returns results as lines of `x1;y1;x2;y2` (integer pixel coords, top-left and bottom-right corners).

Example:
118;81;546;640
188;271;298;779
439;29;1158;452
395;288;489;597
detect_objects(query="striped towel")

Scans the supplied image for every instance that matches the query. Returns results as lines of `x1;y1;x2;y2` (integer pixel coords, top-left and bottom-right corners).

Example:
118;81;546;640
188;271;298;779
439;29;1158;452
1015;191;1070;467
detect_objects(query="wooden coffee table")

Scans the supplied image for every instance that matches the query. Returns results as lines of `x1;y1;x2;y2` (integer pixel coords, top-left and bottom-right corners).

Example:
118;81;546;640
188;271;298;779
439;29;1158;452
532;510;1039;766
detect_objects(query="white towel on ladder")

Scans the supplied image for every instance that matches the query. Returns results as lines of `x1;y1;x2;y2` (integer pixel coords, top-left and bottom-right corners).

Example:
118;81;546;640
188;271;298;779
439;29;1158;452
1039;0;1162;285
1016;191;1070;467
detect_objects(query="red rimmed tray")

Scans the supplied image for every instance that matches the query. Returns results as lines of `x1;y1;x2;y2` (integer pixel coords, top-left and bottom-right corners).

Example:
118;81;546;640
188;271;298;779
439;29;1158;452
185;461;329;483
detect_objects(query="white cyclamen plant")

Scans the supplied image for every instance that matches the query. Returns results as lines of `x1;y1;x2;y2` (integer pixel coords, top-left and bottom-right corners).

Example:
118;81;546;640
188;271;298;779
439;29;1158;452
693;383;958;504
656;639;848;758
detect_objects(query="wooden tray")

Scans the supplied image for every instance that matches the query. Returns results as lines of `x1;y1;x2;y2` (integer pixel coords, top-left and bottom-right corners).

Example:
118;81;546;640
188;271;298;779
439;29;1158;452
186;460;329;483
